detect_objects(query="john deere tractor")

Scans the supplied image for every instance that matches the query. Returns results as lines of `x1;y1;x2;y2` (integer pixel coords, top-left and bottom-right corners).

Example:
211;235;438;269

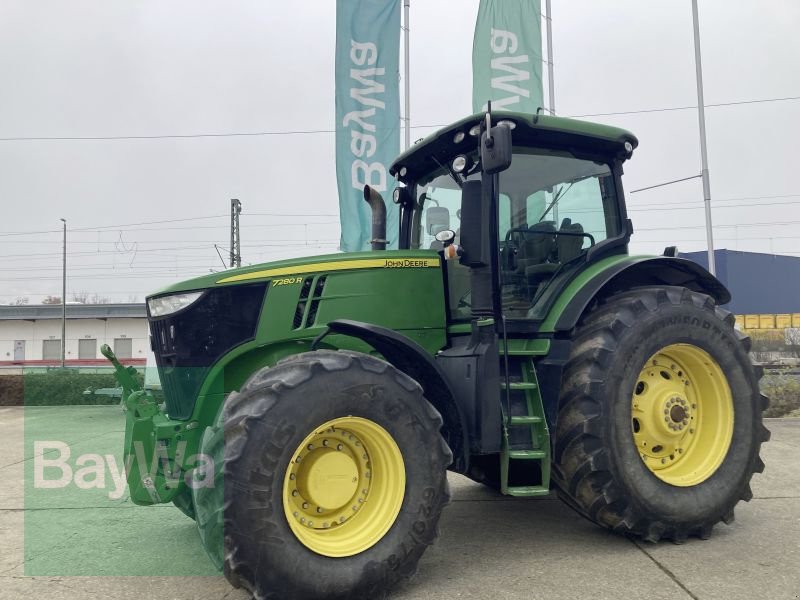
107;109;769;599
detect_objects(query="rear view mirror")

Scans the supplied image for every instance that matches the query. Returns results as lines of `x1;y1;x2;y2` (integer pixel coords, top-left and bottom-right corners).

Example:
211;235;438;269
481;124;512;174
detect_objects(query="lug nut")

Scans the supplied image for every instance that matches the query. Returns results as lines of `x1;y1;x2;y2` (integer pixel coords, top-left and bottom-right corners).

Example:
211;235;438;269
323;439;329;446
290;473;296;480
302;502;309;509
316;507;323;513
292;490;298;497
337;444;343;451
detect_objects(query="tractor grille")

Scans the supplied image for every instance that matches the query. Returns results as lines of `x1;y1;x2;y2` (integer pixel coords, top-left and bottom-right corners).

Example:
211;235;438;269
292;275;327;329
149;283;267;419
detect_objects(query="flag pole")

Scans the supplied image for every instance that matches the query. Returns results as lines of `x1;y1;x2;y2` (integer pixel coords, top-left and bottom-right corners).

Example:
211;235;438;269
691;0;715;275
545;0;555;115
403;0;411;149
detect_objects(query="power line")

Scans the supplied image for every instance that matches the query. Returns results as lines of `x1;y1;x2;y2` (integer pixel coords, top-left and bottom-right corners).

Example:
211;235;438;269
0;214;227;237
635;219;800;232
569;95;800;118
1;95;798;142
0;214;339;238
628;200;800;212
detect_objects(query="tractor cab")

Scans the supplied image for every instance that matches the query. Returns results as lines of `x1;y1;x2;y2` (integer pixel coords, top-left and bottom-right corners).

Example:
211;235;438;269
390;111;638;324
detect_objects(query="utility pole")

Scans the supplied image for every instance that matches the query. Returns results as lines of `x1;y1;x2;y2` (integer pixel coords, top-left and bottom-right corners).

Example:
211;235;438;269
691;0;716;275
60;218;66;368
230;199;242;268
545;0;555;115
403;0;411;150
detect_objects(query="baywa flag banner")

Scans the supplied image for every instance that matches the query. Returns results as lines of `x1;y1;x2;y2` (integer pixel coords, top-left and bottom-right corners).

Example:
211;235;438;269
336;0;401;251
472;0;543;114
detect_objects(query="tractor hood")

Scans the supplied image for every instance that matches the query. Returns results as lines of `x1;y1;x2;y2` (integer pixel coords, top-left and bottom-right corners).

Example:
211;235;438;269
146;250;440;300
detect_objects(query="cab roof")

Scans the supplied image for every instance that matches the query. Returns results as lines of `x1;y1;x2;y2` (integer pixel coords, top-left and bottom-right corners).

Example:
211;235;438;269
389;111;639;185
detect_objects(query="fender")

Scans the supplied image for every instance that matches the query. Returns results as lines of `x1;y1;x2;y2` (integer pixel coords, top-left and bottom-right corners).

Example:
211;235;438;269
534;256;730;430
550;256;730;332
313;319;469;472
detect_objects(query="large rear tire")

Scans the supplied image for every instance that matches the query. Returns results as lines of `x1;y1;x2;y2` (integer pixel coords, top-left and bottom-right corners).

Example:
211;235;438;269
193;350;451;599
552;286;769;542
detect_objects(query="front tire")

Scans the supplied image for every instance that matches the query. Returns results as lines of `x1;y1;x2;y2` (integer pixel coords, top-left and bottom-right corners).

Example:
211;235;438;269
193;350;451;600
553;286;769;542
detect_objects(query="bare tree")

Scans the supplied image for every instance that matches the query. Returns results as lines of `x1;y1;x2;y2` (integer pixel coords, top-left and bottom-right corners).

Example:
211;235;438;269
71;291;89;303
127;294;140;303
786;328;800;358
42;295;62;305
12;296;29;305
90;293;110;304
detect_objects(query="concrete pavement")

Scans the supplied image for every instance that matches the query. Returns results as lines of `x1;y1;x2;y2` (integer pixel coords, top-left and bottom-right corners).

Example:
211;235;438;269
0;406;797;599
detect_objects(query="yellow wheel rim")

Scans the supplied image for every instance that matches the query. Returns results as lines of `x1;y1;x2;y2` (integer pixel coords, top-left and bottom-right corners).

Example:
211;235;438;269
282;416;406;557
631;344;734;487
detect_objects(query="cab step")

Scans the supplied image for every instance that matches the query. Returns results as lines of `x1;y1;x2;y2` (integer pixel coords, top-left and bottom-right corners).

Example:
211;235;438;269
508;415;543;425
500;381;538;390
507;449;547;460
504;485;550;498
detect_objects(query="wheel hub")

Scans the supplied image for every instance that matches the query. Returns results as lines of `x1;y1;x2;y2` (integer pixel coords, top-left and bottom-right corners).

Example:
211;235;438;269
286;426;371;530
296;449;359;509
282;416;406;557
631;344;734;487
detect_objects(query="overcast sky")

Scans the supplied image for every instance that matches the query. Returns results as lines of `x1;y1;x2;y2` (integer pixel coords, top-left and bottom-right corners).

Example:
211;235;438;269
1;0;798;303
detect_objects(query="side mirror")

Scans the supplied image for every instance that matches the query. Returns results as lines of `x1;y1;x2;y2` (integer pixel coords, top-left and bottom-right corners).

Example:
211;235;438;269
480;124;512;174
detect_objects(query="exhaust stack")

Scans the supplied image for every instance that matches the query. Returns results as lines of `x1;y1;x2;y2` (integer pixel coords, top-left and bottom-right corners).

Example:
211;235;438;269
363;185;387;251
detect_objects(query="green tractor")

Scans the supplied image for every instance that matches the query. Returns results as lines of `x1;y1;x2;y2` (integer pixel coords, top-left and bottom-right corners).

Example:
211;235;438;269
107;109;769;599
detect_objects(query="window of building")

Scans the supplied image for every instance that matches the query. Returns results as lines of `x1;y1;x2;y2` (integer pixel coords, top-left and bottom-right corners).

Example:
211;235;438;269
42;339;61;361
78;338;97;360
114;337;133;359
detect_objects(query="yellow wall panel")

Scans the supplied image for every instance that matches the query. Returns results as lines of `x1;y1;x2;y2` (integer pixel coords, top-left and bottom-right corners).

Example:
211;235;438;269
759;314;775;329
745;315;760;329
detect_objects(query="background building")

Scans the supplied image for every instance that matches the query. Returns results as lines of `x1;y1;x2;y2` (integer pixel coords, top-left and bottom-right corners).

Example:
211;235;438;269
682;250;800;315
0;303;147;368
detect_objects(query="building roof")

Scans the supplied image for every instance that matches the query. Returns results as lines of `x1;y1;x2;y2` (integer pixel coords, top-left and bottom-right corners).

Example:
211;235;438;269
0;303;146;321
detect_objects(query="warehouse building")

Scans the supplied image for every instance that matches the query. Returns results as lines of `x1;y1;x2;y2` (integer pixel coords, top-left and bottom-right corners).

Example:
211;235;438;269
682;250;800;314
0;303;147;368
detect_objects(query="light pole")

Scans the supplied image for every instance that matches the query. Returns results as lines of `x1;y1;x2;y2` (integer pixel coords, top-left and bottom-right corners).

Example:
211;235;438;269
691;0;715;275
403;0;411;150
60;218;66;368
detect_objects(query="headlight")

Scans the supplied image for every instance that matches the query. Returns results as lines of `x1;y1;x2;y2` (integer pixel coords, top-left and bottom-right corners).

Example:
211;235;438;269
148;291;204;317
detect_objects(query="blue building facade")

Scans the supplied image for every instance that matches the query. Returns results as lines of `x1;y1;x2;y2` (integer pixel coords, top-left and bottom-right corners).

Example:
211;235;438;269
681;249;800;314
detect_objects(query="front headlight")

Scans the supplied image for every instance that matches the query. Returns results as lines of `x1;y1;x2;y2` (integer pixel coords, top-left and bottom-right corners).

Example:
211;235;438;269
147;291;204;317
